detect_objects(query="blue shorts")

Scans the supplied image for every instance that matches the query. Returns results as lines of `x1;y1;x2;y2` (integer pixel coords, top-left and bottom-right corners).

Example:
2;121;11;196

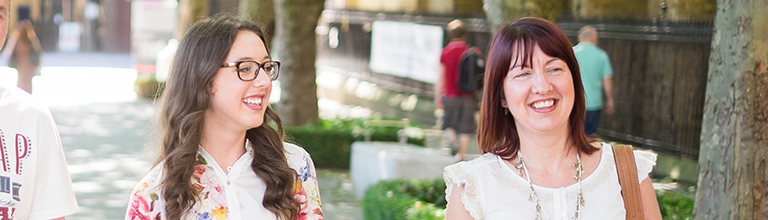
584;110;601;135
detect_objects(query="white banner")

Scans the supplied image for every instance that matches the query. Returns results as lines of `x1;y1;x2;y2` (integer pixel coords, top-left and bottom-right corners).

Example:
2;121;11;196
370;21;443;83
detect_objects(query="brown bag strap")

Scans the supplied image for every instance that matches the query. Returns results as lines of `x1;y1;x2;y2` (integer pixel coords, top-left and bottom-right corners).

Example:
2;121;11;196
613;144;645;220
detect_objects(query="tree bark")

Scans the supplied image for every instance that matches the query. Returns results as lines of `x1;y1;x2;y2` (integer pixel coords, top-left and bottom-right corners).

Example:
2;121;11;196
694;0;768;219
272;0;324;126
176;0;209;39
239;0;275;49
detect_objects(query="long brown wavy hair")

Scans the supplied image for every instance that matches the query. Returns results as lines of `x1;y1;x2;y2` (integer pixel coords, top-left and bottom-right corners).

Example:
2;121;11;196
477;17;598;159
156;15;300;219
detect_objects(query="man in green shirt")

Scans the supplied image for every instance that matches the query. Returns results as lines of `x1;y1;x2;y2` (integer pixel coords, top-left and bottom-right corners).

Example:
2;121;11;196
573;25;614;136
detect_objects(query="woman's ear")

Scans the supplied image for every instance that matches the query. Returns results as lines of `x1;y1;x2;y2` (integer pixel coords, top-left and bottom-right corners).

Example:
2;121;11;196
501;99;508;108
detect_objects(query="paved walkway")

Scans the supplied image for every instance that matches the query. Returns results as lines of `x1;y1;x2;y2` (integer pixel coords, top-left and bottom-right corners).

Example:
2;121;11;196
52;100;156;219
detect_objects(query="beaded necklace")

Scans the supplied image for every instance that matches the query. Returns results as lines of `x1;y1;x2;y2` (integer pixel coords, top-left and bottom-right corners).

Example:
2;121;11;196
516;152;585;220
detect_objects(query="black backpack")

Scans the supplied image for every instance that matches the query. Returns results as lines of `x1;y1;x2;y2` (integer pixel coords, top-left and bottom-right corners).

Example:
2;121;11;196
457;47;485;93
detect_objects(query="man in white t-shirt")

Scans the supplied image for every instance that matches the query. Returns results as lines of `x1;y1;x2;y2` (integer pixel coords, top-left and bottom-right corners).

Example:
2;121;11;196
0;0;79;219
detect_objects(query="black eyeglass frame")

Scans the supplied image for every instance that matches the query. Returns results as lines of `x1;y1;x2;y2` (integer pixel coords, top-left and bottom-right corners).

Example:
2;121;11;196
221;60;281;81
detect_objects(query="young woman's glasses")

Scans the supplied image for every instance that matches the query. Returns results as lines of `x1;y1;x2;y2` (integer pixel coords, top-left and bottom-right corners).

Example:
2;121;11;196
221;60;281;81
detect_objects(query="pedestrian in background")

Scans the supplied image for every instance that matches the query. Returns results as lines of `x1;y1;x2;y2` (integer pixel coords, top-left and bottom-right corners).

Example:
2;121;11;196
0;0;79;218
5;19;43;93
573;25;614;136
125;15;323;220
443;17;661;220
435;19;477;162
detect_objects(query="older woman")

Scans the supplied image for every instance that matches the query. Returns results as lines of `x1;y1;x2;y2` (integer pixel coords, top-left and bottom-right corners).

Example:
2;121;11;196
443;17;661;220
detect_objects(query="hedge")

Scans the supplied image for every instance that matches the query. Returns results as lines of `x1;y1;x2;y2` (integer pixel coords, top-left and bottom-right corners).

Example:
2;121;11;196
657;190;694;220
361;178;695;220
134;75;165;100
286;118;426;169
286;126;355;169
361;178;446;220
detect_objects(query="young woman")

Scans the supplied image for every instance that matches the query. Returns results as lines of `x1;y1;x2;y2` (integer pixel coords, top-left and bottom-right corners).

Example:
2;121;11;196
126;15;323;220
443;17;661;220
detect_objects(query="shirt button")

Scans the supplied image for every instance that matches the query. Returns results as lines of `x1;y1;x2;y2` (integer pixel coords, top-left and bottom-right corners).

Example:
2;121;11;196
227;181;231;185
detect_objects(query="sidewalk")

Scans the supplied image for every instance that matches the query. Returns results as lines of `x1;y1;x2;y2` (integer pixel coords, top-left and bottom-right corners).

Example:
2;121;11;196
52;100;156;219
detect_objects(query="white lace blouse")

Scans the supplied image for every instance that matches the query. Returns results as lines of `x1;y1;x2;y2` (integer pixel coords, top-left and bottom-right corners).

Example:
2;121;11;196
443;143;657;220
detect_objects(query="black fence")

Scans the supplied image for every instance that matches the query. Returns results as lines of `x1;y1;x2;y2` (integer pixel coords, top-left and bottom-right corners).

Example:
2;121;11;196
317;9;712;158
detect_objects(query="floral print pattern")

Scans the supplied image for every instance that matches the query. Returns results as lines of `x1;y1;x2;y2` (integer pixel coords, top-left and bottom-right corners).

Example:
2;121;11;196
126;181;160;220
295;158;323;220
126;144;323;220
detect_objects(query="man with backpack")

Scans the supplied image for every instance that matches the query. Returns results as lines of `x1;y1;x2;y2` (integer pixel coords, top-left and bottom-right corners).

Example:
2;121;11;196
435;19;478;162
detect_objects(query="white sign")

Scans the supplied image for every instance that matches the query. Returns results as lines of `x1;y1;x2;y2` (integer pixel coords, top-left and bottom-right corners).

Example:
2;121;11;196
370;21;443;83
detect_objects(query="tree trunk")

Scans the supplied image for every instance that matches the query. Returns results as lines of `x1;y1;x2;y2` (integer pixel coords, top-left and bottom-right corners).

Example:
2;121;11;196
272;0;324;126
239;0;275;49
694;0;768;219
176;0;209;39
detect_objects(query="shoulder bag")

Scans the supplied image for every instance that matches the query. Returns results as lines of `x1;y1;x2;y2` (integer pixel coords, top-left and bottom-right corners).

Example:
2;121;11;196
613;144;645;220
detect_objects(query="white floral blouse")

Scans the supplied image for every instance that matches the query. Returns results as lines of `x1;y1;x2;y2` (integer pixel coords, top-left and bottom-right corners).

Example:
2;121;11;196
126;142;323;220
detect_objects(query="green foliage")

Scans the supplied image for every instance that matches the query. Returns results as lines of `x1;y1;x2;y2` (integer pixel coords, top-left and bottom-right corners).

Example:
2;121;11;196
400;178;447;208
531;0;568;22
362;178;446;220
286;118;426;169
286;120;355;169
453;0;485;16
364;125;426;146
133;75;165;100
359;178;694;220
656;190;694;220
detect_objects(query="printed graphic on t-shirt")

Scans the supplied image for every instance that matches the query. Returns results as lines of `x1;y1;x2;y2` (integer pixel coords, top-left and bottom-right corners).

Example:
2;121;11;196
0;128;33;217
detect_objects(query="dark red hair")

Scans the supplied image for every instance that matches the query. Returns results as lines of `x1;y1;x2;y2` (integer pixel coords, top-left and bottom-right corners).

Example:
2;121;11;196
477;17;597;159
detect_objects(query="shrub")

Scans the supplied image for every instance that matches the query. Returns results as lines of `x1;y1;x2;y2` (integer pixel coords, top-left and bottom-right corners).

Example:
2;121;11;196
286;125;354;169
363;125;426;146
359;177;695;220
134;75;165;100
656;190;694;220
286;118;427;169
361;178;446;220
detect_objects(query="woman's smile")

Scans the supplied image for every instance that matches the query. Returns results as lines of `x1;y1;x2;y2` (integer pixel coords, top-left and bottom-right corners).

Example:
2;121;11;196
242;95;265;111
529;98;557;113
